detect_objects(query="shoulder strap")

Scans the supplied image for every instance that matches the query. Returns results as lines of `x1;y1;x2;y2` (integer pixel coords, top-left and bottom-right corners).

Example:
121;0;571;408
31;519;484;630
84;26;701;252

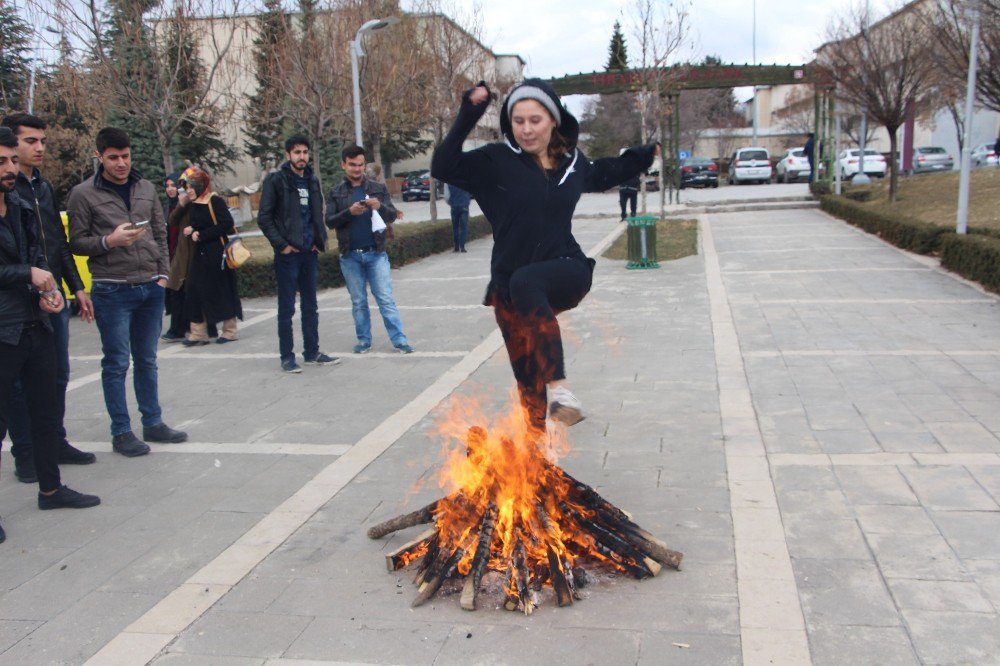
206;196;227;248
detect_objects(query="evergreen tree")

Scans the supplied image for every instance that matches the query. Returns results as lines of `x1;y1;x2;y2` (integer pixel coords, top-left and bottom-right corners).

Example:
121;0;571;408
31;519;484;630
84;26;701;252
244;0;289;171
606;20;628;72
0;0;32;114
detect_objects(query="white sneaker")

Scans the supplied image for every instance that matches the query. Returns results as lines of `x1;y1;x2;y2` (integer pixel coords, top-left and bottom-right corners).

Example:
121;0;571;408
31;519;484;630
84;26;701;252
548;385;585;426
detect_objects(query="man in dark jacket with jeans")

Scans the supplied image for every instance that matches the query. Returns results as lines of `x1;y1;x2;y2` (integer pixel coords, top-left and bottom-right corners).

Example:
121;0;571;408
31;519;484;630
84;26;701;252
326;145;412;354
0;126;100;544
257;135;338;373
0;113;97;484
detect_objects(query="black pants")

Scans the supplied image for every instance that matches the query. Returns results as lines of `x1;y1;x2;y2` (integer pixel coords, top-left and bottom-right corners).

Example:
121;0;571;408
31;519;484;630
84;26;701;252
492;257;593;432
0;325;62;492
619;190;637;219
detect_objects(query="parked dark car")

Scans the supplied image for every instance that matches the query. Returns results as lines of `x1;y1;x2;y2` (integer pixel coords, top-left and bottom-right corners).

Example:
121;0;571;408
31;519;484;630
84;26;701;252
679;157;719;189
401;170;444;202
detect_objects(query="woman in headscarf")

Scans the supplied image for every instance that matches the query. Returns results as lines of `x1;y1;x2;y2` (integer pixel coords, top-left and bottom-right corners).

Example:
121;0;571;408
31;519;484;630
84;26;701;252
432;79;659;438
179;166;243;346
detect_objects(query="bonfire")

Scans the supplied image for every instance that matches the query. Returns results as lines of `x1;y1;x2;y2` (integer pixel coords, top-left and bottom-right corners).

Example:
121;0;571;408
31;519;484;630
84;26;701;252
368;397;683;613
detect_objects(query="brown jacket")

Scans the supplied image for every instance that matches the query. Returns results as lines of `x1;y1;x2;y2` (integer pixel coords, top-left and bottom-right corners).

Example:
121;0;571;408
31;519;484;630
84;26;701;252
165;202;193;291
67;168;169;283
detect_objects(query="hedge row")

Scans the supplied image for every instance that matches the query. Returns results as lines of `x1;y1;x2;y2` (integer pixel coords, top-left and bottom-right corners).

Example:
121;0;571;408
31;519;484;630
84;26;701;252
236;215;491;298
819;195;1000;295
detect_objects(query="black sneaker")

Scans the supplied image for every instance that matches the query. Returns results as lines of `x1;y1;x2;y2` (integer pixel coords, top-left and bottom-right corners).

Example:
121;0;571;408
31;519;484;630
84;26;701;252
304;353;340;366
58;443;97;465
143;423;188;443
160;332;185;343
14;456;37;484
281;360;302;374
38;485;101;510
182;339;210;347
112;432;151;457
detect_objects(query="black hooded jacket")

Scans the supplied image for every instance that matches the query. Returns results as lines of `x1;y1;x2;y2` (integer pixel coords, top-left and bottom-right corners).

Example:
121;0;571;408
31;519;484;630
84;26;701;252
431;79;656;302
0;190;48;329
14;168;85;296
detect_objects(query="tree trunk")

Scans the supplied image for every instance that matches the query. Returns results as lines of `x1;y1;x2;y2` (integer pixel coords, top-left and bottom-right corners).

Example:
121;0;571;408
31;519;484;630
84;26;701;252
887;124;900;203
158;128;174;178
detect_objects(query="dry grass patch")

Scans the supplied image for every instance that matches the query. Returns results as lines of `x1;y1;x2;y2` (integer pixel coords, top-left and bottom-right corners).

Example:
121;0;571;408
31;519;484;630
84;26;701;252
852;168;1000;231
602;218;698;262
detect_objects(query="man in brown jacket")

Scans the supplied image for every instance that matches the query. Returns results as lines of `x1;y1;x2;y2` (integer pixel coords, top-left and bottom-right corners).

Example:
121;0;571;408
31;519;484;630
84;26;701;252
68;127;187;457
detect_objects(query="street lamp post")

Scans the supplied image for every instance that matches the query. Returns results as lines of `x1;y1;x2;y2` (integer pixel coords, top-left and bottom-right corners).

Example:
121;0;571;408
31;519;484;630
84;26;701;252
27;25;60;114
956;0;981;235
349;17;399;148
854;0;872;186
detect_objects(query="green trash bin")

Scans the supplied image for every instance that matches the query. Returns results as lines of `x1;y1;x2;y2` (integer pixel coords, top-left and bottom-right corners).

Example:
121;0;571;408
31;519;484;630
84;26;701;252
626;216;660;269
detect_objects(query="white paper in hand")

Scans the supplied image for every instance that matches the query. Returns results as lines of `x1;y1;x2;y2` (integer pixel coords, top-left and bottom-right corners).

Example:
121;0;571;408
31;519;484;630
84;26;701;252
370;208;387;233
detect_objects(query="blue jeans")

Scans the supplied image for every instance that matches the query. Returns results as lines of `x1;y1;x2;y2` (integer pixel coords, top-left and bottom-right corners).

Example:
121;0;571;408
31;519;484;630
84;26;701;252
91;281;165;437
0;301;72;457
339;250;407;347
274;251;319;363
450;206;469;249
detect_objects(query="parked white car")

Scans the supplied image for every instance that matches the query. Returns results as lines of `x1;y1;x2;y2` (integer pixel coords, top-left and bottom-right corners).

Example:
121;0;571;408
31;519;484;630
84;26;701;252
775;148;815;183
837;149;887;180
971;143;998;167
728;147;772;185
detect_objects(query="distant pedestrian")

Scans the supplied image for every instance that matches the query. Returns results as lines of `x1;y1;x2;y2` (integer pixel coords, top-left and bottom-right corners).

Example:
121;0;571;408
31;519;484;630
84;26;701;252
257;135;338;373
804;133;816;183
177;166;242;346
994;136;1000;166
618;172;639;221
68;127;188;457
445;183;470;252
326;144;413;355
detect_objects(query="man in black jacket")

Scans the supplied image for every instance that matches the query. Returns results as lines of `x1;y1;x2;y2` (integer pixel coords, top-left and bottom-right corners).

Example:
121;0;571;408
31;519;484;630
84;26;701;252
0;126;100;544
257;135;338;373
0;114;97;484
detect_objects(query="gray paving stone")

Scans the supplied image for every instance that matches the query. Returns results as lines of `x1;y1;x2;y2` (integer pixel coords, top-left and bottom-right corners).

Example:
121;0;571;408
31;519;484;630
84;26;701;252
0;620;41;653
638;632;741;665
170;611;313;658
867;533;970;581
435;624;641;666
932;510;1000;560
874;431;944;453
783;515;871;560
968;465;1000;505
854;505;940;536
901;466;999;511
808;625;919;666
903;609;1000;665
814;429;883;454
794;559;900;627
835;466;920;506
887;578;994;613
153;654;265;666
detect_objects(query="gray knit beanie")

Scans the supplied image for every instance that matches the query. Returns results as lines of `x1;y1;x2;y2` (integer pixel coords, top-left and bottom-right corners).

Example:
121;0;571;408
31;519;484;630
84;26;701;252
505;85;561;127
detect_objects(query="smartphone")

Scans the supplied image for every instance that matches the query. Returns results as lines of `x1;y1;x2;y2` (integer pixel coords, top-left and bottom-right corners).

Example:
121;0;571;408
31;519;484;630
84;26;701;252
131;219;150;230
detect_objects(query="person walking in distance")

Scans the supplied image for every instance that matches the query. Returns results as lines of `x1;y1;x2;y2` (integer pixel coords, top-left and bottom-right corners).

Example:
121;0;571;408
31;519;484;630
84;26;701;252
326;145;413;355
804;133;816;183
68;127;188;457
0;126;100;545
0;113;97;485
432;79;658;437
445;183;471;252
257;135;338;373
618;171;639;221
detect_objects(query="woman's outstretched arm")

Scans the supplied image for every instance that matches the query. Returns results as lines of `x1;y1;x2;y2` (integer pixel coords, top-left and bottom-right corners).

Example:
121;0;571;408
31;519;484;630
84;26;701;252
431;83;494;193
582;143;660;193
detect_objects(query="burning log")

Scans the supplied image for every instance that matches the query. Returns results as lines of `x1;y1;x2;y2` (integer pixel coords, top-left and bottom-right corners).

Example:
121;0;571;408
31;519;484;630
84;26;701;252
369;424;683;611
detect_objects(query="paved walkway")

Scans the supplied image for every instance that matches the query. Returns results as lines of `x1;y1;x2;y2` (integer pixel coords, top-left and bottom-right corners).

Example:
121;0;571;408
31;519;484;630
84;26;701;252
2;187;999;665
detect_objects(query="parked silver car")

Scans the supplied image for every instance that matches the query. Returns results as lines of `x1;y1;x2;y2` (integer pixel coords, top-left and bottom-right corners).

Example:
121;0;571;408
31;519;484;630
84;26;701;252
910;146;954;174
971;143;998;167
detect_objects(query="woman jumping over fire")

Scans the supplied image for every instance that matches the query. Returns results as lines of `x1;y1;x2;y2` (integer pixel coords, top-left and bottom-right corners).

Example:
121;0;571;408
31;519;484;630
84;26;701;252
431;79;659;438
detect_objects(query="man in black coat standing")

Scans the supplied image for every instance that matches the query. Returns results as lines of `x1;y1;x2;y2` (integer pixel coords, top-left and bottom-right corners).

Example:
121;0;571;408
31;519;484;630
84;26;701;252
0;113;97;485
804;133;816;183
257;135;338;373
0;126;100;545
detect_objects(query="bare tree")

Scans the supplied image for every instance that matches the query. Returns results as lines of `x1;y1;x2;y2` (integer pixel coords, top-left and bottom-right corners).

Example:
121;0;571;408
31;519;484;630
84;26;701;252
924;0;1000;113
817;2;937;201
407;1;487;221
39;0;243;177
627;0;690;213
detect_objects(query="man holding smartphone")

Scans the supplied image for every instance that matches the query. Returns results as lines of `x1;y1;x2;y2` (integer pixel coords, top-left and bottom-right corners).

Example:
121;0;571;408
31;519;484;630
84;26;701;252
326;145;413;355
68;127;187;457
